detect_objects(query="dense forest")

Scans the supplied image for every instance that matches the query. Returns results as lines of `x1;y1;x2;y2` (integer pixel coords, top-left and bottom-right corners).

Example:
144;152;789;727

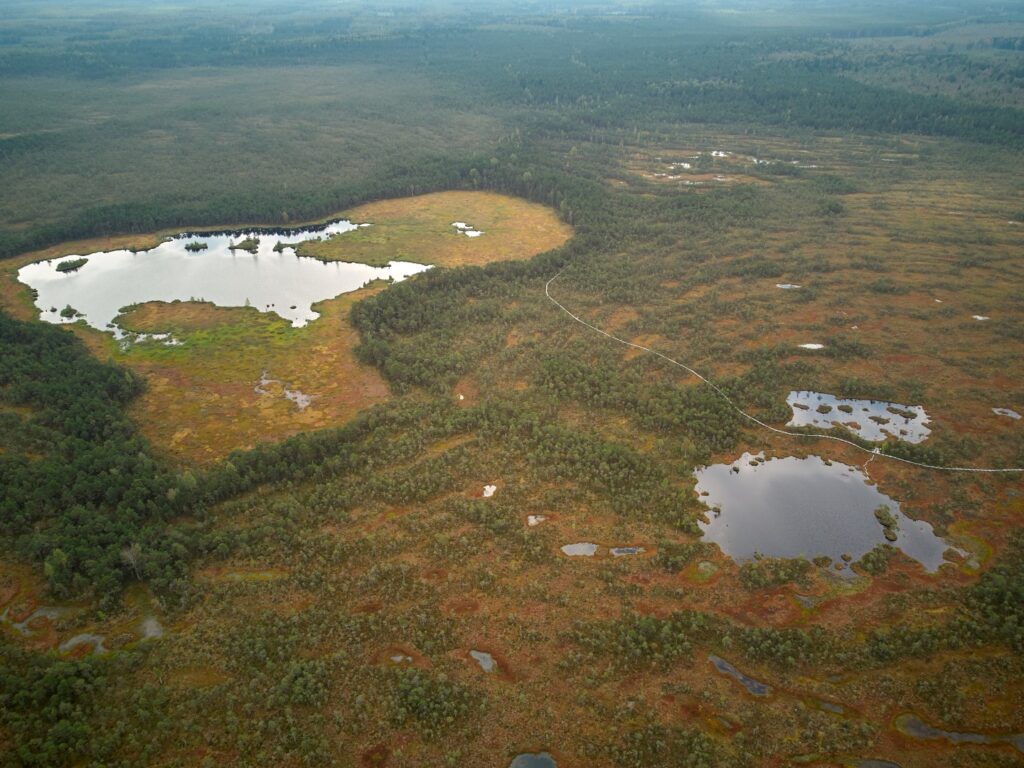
1;1;1023;766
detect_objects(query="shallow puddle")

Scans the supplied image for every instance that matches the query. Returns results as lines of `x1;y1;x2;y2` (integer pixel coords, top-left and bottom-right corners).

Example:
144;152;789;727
527;515;547;526
2;606;66;635
561;543;599;557
483;484;497;498
993;408;1021;420
60;633;107;655
19;220;431;338
708;654;771;696
610;547;645;557
452;221;484;237
776;283;801;289
257;371;316;410
141;616;164;639
695;453;951;571
798;343;825;350
509;753;557;768
787;391;931;443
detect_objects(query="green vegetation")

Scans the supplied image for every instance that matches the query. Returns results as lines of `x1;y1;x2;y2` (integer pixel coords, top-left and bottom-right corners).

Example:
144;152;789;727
228;238;258;254
54;258;87;273
385;669;479;738
0;313;190;608
857;544;897;575
739;557;813;589
874;504;900;542
0;1;1022;766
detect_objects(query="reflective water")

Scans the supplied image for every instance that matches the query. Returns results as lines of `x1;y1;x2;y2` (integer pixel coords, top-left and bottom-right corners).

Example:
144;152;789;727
483;484;497;498
798;343;825;350
993;408;1021;420
509;754;557;768
787;391;931;443
19;220;431;339
470;649;497;672
452;221;484;238
896;714;1024;753
708;655;771;696
256;371;316;410
776;283;802;289
527;515;547;527
610;547;645;557
561;543;599;557
695;453;951;571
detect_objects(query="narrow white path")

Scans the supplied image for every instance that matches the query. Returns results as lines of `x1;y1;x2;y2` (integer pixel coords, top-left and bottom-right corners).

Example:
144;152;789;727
545;270;1023;474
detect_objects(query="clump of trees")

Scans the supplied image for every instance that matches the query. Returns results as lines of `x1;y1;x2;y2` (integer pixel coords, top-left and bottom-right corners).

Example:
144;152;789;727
0;312;192;607
739;557;812;589
385;669;479;738
55;257;88;273
654;542;712;573
857;543;896;575
569;611;721;671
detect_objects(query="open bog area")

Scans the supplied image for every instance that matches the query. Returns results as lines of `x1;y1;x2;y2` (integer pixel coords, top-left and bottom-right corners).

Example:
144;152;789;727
0;2;1022;767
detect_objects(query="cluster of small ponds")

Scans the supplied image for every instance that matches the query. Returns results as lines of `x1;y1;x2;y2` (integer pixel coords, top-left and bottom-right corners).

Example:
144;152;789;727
18;219;432;340
704;654;1024;757
1;604;164;655
787;391;931;443
256;370;316;410
896;714;1024;753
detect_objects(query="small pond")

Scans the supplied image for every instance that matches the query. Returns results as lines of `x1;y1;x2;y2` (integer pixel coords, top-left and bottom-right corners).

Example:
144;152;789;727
787;391;931;443
18;219;431;339
561;543;599;557
694;453;951;571
452;221;484;237
470;649;497;672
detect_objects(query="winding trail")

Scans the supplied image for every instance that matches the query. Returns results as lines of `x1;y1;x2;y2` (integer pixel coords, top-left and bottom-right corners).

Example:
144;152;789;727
545;270;1024;474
